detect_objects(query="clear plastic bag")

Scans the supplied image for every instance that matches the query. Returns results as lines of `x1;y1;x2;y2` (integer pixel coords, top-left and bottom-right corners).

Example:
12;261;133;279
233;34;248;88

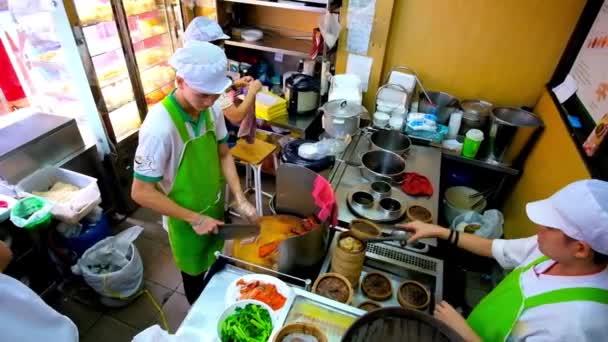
72;226;144;298
451;210;504;239
319;13;340;49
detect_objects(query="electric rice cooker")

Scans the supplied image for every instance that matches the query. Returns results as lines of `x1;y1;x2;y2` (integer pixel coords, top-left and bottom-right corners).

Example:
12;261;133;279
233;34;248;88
285;73;320;115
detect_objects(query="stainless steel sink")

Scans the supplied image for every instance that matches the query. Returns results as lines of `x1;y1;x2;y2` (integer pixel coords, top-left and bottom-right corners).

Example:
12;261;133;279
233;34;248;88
319;233;444;313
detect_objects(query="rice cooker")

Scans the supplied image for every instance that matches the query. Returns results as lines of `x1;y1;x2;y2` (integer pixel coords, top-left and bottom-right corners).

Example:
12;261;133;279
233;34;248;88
285;74;320;115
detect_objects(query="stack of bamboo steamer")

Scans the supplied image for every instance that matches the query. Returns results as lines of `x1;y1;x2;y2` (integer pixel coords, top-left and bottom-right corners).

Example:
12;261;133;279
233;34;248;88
331;220;381;287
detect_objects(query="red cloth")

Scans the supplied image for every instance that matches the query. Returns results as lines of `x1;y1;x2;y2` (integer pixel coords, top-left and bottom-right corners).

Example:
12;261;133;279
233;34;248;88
311;175;338;226
401;172;434;197
0;35;26;101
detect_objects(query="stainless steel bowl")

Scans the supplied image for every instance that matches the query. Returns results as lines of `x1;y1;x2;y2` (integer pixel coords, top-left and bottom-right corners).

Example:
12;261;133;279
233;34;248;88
360;150;406;184
370;181;392;200
369;129;412;155
379;197;402;217
352;191;375;210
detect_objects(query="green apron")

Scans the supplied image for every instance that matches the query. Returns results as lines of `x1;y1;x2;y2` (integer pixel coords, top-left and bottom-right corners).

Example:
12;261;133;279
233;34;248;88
468;256;608;341
162;96;225;276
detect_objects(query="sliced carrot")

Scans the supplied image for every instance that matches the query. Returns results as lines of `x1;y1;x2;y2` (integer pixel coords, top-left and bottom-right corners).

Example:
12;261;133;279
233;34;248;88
258;241;279;258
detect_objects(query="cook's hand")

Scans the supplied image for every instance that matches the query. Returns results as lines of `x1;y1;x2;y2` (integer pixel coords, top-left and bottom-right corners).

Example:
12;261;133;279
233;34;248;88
234;76;254;89
190;214;223;235
398;221;447;243
232;195;259;223
247;80;263;94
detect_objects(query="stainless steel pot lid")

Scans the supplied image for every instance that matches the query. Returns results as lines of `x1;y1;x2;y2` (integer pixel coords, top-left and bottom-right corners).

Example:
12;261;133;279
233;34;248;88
461;100;492;119
321;99;367;118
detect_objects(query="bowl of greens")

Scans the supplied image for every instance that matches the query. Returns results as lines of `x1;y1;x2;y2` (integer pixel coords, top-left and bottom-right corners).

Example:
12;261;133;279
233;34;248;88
218;300;276;342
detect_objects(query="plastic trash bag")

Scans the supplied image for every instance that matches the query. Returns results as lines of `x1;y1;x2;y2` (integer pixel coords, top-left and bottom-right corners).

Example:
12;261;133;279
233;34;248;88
10;196;53;230
319;13;340;49
451;210;504;239
72;226;144;298
133;325;177;342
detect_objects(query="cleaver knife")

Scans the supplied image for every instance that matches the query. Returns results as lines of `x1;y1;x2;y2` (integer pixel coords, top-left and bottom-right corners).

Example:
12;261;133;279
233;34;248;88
217;224;260;240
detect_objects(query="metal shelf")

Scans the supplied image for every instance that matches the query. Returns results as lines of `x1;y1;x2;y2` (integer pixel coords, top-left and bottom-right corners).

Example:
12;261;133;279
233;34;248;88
441;151;520;176
225;35;311;58
222;0;326;13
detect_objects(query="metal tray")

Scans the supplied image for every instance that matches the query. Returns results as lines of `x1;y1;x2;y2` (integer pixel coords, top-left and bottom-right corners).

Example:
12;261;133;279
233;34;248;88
346;184;408;222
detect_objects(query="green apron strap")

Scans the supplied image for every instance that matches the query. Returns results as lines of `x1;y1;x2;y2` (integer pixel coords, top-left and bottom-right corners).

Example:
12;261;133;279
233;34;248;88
525;287;608;309
162;96;191;143
524;256;550;270
204;107;214;131
467;255;551;342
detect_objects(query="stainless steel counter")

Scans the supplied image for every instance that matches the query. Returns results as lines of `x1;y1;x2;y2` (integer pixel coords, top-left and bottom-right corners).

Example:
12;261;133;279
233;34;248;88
176;261;364;341
329;134;441;246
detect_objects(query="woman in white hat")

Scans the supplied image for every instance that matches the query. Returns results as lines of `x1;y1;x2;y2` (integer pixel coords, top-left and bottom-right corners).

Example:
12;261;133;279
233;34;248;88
131;41;257;304
401;179;608;341
184;17;262;130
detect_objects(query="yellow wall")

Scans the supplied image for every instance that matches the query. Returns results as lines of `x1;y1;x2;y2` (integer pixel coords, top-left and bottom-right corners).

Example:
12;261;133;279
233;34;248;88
382;0;585;107
501;90;591;238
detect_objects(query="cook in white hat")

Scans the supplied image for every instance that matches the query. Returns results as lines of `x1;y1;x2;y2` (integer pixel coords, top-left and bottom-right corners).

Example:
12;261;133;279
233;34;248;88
183;17;262;127
400;179;608;342
131;41;257;305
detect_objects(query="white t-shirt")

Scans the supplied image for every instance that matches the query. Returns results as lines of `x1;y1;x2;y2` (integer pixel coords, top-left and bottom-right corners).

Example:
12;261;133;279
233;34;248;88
491;236;608;342
0;273;78;341
133;93;228;195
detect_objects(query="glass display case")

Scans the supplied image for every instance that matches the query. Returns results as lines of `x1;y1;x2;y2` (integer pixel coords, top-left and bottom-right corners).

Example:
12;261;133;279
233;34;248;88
73;0;182;142
0;0;109;152
1;0;183;148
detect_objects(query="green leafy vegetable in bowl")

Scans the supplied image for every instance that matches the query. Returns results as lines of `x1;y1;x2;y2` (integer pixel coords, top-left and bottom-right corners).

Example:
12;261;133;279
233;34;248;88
220;303;273;342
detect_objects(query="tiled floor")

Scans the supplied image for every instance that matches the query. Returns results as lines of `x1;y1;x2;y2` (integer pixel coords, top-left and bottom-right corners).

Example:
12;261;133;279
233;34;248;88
51;172;277;340
51;206;191;340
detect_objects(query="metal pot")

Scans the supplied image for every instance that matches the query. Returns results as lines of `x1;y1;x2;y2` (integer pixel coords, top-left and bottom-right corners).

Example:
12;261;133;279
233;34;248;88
485;107;544;165
268;194;330;276
360;150;407;184
369;129;412;155
459;99;492;135
321;100;366;139
418;91;460;124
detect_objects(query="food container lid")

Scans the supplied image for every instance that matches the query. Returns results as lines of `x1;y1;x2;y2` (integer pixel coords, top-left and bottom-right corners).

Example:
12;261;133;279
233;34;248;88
465;129;484;141
322;99;367;119
286;74;319;91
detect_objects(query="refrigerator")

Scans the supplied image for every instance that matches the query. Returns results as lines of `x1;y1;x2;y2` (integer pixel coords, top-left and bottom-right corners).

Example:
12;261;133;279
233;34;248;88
1;0;184;213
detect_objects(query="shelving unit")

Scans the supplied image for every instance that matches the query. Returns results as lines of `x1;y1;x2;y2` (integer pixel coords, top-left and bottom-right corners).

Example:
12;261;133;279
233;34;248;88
222;0;326;13
225;35;311;57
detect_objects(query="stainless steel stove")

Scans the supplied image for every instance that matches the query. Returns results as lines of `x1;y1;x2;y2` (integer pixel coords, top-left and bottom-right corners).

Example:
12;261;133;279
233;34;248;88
329;134;442;247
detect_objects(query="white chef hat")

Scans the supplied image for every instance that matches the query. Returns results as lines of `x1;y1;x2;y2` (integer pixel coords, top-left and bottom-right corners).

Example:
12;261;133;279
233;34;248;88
184;17;230;43
526;179;608;255
169;41;232;95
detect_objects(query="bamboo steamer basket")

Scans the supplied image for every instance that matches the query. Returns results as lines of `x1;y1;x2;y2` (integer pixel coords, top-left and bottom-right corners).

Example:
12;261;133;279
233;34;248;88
331;231;366;288
349;219;382;240
273;322;328;342
397;280;431;311
405;205;433;223
312;272;354;305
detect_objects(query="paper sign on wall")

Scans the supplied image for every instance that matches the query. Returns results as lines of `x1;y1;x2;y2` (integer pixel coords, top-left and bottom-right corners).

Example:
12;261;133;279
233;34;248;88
346;54;373;92
552;74;578;103
346;0;375;54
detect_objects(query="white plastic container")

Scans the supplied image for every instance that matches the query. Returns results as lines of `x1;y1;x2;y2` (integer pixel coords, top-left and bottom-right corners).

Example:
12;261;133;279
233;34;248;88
17;167;101;224
447;111;463;138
